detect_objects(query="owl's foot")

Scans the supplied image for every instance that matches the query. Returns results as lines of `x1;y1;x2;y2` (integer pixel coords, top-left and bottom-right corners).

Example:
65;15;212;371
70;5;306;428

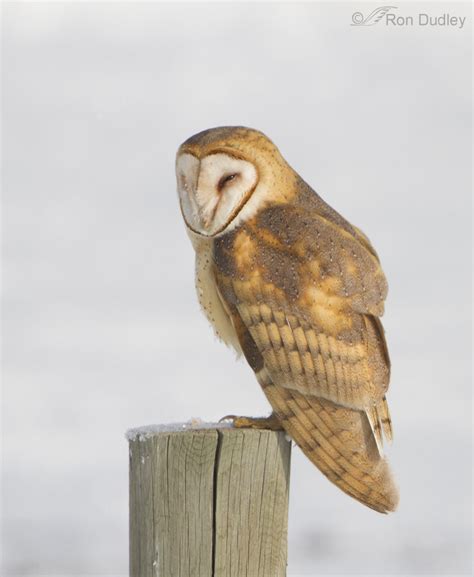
219;413;284;431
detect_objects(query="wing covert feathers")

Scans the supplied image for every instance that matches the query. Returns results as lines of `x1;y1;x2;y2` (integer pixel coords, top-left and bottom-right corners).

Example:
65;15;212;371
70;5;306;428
262;378;399;513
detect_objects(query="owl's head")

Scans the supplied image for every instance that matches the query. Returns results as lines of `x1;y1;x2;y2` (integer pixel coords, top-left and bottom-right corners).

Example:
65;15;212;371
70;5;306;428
176;126;295;237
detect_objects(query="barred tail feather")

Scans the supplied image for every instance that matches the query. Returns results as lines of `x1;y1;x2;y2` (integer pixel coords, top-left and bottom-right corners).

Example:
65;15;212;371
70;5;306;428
366;396;394;458
366;405;384;457
378;395;393;442
263;383;399;513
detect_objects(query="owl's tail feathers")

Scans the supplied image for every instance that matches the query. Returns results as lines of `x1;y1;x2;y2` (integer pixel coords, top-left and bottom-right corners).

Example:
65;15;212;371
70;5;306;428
264;384;399;514
379;395;393;442
366;395;393;457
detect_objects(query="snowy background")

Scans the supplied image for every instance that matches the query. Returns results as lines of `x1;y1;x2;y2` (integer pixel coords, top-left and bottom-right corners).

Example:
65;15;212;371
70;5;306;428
2;2;472;575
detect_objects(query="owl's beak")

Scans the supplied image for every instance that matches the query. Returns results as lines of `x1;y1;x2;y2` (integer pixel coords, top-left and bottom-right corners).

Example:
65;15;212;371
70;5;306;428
200;200;219;229
185;168;220;232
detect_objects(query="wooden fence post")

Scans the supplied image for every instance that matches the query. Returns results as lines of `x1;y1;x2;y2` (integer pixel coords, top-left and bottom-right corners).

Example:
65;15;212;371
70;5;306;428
128;423;292;577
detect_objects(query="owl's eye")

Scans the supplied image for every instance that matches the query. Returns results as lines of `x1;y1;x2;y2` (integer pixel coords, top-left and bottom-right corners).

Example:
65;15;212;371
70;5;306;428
217;173;238;192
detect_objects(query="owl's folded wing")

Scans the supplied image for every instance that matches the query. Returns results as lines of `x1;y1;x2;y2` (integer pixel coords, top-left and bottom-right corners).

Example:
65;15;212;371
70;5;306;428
214;205;393;445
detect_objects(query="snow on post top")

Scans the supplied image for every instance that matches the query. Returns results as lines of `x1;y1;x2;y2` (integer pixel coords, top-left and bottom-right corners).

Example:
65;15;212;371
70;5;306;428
126;418;234;441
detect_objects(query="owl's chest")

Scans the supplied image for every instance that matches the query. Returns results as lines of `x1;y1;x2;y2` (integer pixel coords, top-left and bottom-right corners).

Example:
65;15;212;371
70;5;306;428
192;236;241;354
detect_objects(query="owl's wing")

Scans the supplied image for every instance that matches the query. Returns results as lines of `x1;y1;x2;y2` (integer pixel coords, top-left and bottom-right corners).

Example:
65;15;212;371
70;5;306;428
213;204;397;511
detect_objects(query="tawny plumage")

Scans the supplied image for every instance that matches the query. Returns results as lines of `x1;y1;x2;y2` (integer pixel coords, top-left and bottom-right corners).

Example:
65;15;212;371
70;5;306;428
176;126;399;513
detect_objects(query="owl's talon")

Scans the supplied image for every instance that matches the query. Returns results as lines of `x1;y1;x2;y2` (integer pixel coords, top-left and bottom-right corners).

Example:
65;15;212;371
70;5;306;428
219;414;284;431
219;414;238;423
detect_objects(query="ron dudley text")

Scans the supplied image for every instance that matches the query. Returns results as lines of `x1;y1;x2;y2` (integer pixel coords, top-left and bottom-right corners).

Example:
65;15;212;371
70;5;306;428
387;13;467;29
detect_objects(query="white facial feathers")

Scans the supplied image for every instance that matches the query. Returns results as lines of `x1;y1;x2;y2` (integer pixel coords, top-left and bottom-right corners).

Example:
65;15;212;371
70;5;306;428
176;153;200;231
176;152;257;236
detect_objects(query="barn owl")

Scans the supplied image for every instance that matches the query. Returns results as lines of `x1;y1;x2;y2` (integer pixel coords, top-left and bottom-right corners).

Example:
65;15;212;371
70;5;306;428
176;126;398;513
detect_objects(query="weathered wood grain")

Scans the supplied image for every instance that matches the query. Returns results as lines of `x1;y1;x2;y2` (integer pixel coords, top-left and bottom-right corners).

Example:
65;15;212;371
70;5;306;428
129;427;291;577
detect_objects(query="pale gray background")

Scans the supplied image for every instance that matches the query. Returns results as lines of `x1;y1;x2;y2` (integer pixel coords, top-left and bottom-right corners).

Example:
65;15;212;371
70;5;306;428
1;2;472;575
